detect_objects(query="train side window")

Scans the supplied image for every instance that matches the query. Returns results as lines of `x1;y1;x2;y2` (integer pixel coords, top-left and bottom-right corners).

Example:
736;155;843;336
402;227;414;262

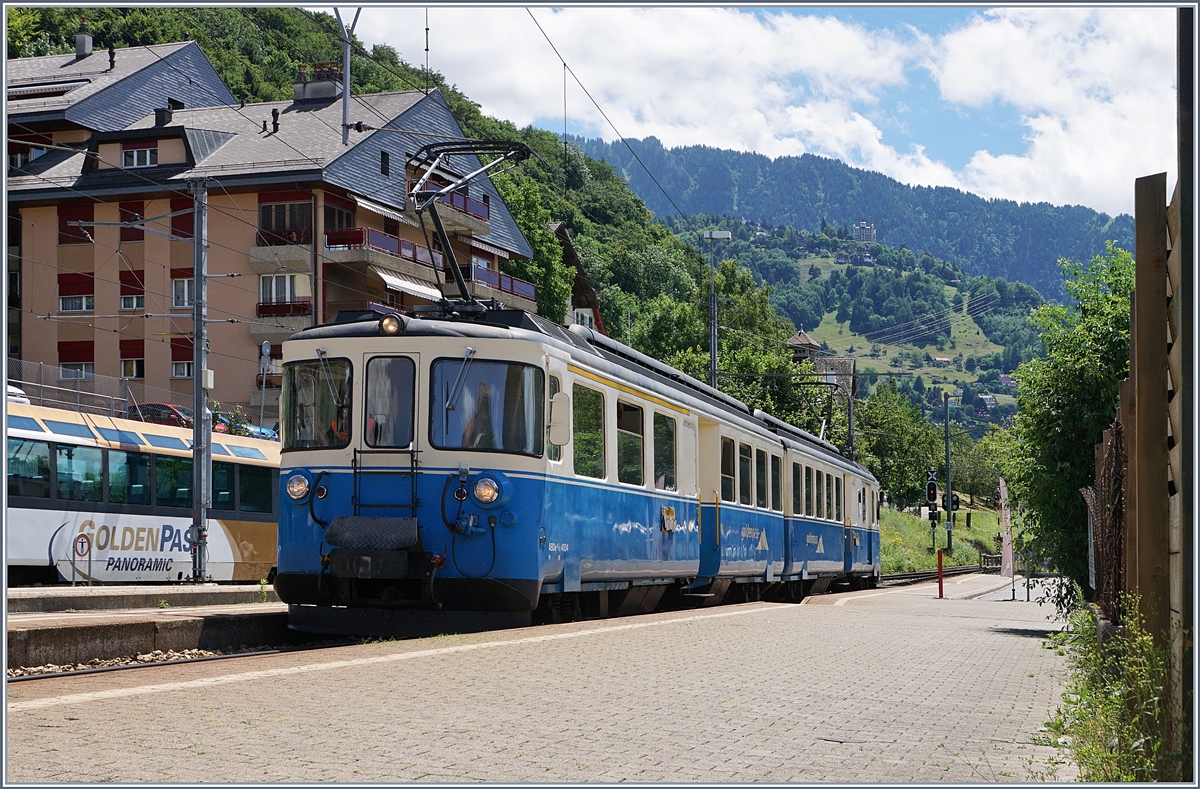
239;465;274;512
55;444;103;502
770;455;782;511
109;450;150;505
815;470;824;519
791;462;801;515
826;473;834;521
8;438;51;498
155;456;192;509
572;384;605;479
835;476;843;522
616;401;644;485
805;466;813;516
365;356;415;448
212;462;235;510
720;438;735;502
754;449;767;508
548;376;562;462
738;443;752;505
653;413;676;491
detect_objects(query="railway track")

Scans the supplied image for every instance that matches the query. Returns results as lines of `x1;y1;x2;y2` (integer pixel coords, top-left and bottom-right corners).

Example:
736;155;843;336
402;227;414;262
879;565;983;586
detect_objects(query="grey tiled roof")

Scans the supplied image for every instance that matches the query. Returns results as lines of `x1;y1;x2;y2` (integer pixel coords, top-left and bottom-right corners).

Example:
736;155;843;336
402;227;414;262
7;42;189;111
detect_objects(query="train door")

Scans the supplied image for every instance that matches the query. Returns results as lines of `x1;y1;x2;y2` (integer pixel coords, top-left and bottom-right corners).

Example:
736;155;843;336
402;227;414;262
696;418;723;581
842;472;853;575
356;352;420;518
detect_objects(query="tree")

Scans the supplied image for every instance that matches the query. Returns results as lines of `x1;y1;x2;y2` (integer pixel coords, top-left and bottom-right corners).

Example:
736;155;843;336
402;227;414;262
1005;242;1135;593
856;381;942;506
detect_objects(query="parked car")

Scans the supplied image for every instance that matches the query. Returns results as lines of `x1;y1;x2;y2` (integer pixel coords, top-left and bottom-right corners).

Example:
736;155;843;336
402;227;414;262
7;385;31;404
213;414;278;441
125;403;201;430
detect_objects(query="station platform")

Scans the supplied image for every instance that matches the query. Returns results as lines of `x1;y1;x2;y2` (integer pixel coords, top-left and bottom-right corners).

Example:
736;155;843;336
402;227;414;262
6;584;290;670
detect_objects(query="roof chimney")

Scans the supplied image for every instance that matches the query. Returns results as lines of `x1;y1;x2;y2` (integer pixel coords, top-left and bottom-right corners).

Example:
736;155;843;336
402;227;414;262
293;61;343;104
108;44;115;70
75;17;93;58
271;108;280;134
154;107;173;127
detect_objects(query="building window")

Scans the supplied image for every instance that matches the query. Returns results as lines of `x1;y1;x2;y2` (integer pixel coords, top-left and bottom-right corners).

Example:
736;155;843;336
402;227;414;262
120;294;145;311
122;147;158;168
59;295;94;312
171;361;193;379
471;255;492;270
172;278;193;308
323;204;354;232
572;310;595;330
260;273;296;303
381;151;390;177
8;145;46;171
121;358;145;379
59;362;94;380
260;201;312;245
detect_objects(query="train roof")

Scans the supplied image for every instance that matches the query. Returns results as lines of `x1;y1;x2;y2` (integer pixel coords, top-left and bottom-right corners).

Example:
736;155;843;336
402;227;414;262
6;402;280;464
286;307;872;480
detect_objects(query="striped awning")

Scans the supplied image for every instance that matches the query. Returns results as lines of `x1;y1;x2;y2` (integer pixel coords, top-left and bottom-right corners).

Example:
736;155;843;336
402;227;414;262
462;236;510;259
353;194;418;227
370;266;442;302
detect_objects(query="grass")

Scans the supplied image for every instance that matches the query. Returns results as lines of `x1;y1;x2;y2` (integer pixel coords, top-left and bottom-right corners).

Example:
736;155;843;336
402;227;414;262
880;505;1001;574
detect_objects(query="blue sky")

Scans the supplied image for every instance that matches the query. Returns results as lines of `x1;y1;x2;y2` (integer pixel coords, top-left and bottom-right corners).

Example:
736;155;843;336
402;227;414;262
349;6;1177;217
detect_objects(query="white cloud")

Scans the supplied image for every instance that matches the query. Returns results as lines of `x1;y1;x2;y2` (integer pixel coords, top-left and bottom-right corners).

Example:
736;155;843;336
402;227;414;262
345;6;1175;216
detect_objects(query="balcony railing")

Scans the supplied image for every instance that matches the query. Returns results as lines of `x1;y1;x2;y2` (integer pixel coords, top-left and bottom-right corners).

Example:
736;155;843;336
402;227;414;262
256;298;312;318
256;373;282;389
470;265;536;301
407;182;489;221
325;227;445;268
257;228;313;247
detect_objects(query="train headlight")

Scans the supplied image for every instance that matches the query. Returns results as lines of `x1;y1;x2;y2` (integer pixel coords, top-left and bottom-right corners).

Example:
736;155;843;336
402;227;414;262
286;473;310;500
380;314;402;335
473;477;500;504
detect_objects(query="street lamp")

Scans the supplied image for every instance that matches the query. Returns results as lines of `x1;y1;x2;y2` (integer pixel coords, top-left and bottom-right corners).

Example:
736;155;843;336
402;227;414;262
701;230;731;390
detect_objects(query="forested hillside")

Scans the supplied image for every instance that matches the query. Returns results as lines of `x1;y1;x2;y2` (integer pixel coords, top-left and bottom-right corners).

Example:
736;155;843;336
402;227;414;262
574;135;1134;301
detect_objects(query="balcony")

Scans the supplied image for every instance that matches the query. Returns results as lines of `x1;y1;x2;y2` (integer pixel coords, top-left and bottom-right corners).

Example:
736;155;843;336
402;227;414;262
470;266;536;302
257;228;313;247
407;182;489;221
325;227;445;268
256;298;312;318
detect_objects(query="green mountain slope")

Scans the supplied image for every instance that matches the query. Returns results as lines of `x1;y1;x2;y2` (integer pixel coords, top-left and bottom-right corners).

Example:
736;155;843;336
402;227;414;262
573;135;1134;302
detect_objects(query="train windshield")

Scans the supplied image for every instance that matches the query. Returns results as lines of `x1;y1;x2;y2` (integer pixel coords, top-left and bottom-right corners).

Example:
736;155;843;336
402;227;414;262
430;359;544;456
282;358;352;451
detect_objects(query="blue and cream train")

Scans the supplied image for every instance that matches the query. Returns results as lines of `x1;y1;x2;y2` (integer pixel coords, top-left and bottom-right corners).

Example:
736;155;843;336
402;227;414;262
274;308;880;629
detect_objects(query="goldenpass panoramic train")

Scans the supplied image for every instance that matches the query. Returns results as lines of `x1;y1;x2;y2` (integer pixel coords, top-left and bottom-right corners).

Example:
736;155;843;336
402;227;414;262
274;307;881;631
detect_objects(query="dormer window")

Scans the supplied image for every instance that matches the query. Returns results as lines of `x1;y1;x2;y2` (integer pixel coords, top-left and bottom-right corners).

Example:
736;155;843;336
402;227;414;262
121;140;158;168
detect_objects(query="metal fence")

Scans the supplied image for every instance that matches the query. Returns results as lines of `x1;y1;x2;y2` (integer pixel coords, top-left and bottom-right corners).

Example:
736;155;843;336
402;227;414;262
6;358;279;428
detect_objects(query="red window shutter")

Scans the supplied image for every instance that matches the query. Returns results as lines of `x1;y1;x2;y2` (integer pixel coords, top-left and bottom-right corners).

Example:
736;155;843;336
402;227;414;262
169;267;194;280
119;270;145;296
121;139;158;150
57;272;94;296
58;204;94;245
258;190;311;204
268;345;283;359
119;339;144;359
325;193;355;211
58;341;94;364
119;201;144;242
170;198;193;239
171;337;193;362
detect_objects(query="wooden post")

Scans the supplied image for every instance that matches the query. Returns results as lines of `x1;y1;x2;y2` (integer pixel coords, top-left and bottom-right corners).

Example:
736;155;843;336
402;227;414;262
1121;360;1137;598
1133;173;1171;645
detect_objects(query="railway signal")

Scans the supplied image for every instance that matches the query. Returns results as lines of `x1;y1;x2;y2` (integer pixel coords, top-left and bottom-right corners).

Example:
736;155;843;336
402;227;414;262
941;493;960;511
926;480;938;504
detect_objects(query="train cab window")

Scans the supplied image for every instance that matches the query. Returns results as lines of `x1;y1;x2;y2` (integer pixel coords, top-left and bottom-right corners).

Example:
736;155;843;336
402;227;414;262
805;466;813;517
8;438;50;498
212;462;236;510
572;384;605;479
738;443;752;505
770;455;782;511
432;359;544;456
616;402;644;485
155;456;192;509
283;358;352;451
754;449;767;508
815;470;824;519
239;465;274;512
835;477;843;522
365;356;415;448
653;413;676;491
720;438;735;502
548;376;562;462
791;462;802;515
55;444;102;502
109;450;150;505
826;473;834;521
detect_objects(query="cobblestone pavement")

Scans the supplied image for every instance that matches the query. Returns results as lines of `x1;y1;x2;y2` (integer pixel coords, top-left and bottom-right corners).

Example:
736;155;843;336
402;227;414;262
5;574;1075;782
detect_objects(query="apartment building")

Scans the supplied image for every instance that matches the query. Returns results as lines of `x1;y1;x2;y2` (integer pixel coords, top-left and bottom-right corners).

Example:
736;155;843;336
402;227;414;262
7;38;535;420
851;221;876;243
